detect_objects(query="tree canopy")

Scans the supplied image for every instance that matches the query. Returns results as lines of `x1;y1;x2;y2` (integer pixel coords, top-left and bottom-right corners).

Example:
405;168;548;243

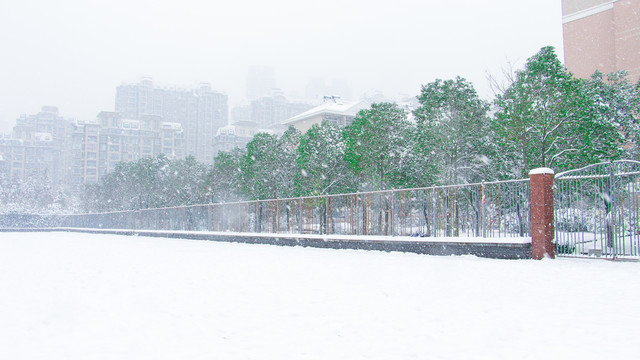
36;45;635;213
414;77;491;184
493;46;625;177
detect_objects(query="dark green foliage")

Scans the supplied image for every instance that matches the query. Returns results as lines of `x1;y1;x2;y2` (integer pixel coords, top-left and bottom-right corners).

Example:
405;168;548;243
555;243;576;255
414;77;491;184
296;121;356;196
205;149;244;203
582;71;640;160
240;126;301;200
344;102;426;190
493;46;623;178
160;155;208;207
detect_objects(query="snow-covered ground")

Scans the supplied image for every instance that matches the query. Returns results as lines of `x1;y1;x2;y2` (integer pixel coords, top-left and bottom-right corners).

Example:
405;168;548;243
1;232;639;360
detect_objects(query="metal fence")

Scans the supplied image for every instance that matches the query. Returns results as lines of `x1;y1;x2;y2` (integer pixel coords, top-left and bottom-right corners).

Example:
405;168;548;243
56;179;531;239
554;160;640;259
7;160;640;260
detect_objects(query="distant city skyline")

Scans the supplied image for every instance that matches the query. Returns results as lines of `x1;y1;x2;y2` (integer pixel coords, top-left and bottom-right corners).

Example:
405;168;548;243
0;0;564;133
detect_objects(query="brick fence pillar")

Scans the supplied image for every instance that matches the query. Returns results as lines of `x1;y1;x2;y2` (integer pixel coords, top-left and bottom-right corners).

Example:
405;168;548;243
529;168;555;259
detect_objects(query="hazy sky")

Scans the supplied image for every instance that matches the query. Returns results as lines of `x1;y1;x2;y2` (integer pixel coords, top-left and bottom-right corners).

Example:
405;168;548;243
0;0;563;132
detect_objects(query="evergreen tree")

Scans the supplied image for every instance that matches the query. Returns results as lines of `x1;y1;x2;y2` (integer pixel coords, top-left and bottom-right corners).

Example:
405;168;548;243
582;70;640;160
128;154;170;209
85;154;175;211
205;149;245;203
414;77;491;184
344;102;422;190
296;121;356;196
493;46;622;177
0;175;76;215
161;155;208;207
240;127;300;199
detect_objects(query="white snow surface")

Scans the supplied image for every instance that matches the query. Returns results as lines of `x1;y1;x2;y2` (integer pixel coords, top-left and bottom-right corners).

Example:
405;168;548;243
1;231;639;360
529;167;554;175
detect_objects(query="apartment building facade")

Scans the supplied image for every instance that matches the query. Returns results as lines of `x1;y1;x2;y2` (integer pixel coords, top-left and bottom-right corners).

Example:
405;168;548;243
0;107;184;191
563;0;640;81
115;79;228;164
0;107;74;185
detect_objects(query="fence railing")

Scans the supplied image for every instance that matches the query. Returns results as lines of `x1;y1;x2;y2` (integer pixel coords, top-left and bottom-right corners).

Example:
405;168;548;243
554;160;640;258
52;179;531;239
7;161;640;260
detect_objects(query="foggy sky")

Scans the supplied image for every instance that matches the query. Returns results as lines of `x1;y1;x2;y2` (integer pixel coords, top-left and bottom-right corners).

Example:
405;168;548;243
0;0;563;132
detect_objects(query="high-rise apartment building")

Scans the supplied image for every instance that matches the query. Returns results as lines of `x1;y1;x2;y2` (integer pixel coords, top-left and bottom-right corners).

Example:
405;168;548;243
0;107;185;190
213;123;267;155
115;79;228;163
0;107;74;185
93;112;183;178
562;0;640;81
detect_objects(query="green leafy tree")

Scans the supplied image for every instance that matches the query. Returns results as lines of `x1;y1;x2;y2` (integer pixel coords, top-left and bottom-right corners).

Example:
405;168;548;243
295;121;356;196
128;154;170;209
582;70;640;160
84;154;203;211
205;149;245;203
414;77;492;184
240;126;300;200
277;126;302;197
344;102;422;190
493;46;622;177
161;155;208;207
0;175;76;215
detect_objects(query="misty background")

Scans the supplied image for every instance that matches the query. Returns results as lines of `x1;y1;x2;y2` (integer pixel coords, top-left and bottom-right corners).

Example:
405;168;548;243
0;0;563;132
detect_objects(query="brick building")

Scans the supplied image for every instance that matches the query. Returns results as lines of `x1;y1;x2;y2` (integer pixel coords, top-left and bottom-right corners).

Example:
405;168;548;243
562;0;640;81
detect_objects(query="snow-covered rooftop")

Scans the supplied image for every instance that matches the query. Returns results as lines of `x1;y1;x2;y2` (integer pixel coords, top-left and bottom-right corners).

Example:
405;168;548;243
282;99;369;125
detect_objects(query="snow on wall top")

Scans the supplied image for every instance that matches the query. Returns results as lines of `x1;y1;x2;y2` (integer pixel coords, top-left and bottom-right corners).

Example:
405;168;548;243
529;167;554;175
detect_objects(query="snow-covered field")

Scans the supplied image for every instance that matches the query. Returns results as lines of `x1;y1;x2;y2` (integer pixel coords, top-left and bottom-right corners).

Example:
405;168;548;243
1;232;639;360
